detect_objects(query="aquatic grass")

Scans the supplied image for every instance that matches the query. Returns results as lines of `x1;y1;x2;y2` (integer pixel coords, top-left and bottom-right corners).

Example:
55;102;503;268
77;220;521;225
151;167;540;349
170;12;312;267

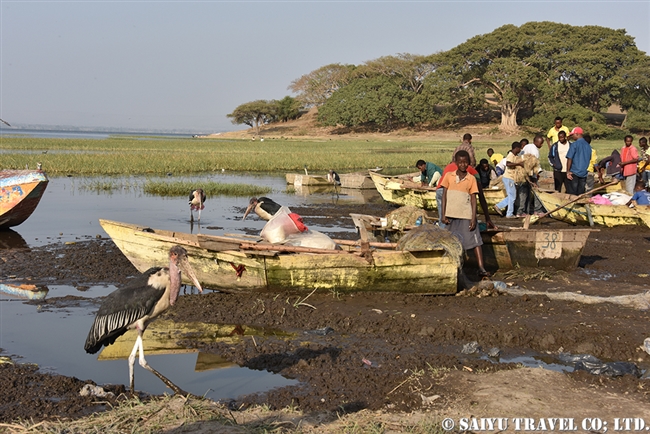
143;180;272;197
0;136;628;175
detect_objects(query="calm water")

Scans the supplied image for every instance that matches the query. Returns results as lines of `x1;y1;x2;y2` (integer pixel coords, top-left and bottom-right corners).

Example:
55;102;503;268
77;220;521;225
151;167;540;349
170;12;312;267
0;172;380;399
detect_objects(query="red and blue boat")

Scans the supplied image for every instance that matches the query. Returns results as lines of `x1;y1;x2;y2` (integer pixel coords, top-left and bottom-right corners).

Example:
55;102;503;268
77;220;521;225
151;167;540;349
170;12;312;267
0;169;49;229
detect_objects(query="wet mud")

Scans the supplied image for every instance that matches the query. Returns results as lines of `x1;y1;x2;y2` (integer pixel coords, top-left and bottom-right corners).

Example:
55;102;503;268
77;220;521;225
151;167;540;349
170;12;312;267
1;204;650;423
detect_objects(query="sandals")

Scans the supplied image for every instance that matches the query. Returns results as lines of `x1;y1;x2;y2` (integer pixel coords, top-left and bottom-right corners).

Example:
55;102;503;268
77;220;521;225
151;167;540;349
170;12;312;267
477;269;492;279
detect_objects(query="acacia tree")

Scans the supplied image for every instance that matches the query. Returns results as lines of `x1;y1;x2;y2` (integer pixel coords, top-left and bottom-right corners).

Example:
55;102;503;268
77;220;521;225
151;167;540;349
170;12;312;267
227;100;277;135
288;63;356;107
274;96;302;122
429;22;646;130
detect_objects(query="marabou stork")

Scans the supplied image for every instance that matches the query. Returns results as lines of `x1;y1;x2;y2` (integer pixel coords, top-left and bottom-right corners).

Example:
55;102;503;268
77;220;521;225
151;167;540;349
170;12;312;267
189;189;206;222
242;197;282;221
0;119;10;127
84;245;203;394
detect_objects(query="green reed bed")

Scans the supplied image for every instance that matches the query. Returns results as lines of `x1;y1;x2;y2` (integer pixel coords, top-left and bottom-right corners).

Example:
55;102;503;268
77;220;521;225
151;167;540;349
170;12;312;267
143;180;271;197
1;136;628;175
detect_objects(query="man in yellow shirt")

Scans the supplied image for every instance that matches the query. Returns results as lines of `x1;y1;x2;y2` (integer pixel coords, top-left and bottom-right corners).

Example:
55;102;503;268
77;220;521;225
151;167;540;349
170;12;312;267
546;117;571;149
585;133;598;190
487;148;504;170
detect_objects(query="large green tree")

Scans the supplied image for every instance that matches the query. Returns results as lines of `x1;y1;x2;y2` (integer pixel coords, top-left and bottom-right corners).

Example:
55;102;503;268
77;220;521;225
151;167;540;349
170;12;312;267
274;96;302;122
428;22;646;130
227;100;277;135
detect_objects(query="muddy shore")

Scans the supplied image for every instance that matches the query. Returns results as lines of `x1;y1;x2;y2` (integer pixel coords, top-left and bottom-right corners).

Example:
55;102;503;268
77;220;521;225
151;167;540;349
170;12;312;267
1;202;650;428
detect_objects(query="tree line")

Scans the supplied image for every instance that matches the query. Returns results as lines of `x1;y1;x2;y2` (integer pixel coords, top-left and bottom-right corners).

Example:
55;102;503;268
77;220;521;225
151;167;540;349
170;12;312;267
228;22;650;136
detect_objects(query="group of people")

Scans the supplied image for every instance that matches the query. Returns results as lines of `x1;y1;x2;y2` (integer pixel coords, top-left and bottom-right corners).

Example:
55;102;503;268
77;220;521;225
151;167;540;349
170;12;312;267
414;123;650;278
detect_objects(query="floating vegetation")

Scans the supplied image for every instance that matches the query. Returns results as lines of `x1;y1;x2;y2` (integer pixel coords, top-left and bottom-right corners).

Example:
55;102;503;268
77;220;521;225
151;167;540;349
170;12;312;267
76;179;140;193
143;180;272;197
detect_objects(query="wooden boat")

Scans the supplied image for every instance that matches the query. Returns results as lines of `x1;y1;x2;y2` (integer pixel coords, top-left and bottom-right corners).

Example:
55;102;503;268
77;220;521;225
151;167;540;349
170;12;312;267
351;214;595;270
100;219;459;294
285;173;331;186
533;189;650;228
339;171;376;189
287;170;379;189
369;171;505;212
0;283;49;300
0;169;49;229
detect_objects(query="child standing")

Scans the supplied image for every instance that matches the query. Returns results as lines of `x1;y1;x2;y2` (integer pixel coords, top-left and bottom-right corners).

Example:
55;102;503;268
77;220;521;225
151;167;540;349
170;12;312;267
440;150;490;278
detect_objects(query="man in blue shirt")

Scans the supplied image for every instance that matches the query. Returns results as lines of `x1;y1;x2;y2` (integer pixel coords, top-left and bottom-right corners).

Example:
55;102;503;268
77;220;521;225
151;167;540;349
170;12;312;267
566;127;593;195
416;160;443;187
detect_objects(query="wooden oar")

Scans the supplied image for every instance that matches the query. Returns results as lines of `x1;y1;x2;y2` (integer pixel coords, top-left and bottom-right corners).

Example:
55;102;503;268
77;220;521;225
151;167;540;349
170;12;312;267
529;180;619;226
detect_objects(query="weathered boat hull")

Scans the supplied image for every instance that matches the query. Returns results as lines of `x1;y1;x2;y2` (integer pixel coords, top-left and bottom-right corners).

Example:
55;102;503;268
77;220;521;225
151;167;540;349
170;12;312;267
285;173;331;186
0;283;49;300
352;214;594;271
99;219;459;294
0;170;49;229
474;228;595;270
533;189;650;228
286;171;376;189
369;171;505;212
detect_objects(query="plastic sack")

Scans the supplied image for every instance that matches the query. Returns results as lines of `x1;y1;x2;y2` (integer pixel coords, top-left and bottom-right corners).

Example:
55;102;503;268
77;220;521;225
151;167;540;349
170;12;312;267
603;192;632;205
283;229;338;250
260;206;307;244
574;360;641;378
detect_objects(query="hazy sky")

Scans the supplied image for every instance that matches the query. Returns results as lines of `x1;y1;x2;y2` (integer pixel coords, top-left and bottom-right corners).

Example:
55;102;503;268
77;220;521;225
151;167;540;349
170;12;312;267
1;1;649;133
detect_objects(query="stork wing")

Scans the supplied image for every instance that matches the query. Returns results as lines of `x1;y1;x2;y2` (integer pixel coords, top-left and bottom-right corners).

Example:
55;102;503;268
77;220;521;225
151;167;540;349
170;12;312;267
84;268;165;354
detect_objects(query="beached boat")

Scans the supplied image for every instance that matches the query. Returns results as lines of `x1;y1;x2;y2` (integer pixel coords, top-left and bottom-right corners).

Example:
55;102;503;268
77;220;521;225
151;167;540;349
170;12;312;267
285;173;331;186
99;219;459;294
287;170;379;189
0;283;49;300
0;169;49;229
369;171;505;212
533;189;650;228
351;214;595;270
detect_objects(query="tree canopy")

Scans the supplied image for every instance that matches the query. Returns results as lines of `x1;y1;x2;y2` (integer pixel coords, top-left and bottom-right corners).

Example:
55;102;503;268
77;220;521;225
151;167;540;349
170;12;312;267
231;22;650;134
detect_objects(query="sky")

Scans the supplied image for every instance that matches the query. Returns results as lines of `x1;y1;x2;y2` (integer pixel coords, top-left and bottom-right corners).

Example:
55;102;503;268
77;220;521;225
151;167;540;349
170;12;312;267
1;1;649;133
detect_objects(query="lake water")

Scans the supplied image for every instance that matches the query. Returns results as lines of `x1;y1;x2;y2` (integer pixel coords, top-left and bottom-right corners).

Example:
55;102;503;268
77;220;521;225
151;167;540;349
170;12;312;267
0;172;381;400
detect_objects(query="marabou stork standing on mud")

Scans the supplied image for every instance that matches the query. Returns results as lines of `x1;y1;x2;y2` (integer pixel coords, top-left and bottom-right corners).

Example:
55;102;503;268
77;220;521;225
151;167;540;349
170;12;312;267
242;197;282;221
189;189;206;222
84;245;203;394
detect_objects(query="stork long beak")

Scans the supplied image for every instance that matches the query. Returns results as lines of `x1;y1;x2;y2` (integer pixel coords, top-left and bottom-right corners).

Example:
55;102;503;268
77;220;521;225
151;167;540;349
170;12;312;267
179;255;203;293
242;203;254;221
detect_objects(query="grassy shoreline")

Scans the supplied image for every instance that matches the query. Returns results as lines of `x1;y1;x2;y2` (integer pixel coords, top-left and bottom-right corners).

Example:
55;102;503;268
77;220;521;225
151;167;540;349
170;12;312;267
2;136;629;175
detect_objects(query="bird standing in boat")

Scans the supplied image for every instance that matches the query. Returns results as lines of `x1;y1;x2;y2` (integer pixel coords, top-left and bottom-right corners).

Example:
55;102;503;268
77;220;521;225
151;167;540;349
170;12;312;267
189;189;206;222
84;245;203;394
242;197;282;221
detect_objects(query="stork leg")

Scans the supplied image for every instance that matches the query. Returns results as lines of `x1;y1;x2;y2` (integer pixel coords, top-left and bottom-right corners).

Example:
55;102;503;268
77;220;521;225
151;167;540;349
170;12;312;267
127;333;190;396
190;210;194;223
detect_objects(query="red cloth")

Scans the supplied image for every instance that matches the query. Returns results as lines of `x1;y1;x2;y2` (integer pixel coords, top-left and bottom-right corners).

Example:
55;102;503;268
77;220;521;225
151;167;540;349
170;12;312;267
288;213;308;232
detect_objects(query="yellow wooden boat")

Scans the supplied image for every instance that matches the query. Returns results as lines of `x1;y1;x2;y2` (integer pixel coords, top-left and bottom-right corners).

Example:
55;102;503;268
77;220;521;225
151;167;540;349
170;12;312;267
532;189;650;228
351;214;595;270
99;219;459;294
369;171;505;212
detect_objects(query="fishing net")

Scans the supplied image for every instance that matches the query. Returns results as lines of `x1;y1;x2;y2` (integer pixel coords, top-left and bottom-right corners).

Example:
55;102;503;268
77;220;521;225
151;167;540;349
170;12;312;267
513;154;541;183
385;206;429;230
397;224;464;267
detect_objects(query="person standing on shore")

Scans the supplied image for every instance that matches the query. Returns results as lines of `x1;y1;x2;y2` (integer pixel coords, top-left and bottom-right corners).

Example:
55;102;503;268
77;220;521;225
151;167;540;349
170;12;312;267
548;131;571;192
452;133;477;167
618;135;639;194
566;127;592;195
546;117;570;149
494;142;524;218
440;150;491;278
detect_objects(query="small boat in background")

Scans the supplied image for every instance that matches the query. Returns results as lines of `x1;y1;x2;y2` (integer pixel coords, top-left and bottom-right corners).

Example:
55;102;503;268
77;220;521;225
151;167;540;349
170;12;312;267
0;169;49;229
0;283;49;300
287;169;380;189
369;171;505;212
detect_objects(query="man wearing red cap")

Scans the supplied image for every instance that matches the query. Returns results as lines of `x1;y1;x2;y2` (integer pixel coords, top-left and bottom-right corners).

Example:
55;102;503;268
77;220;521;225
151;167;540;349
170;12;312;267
565;127;593;195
